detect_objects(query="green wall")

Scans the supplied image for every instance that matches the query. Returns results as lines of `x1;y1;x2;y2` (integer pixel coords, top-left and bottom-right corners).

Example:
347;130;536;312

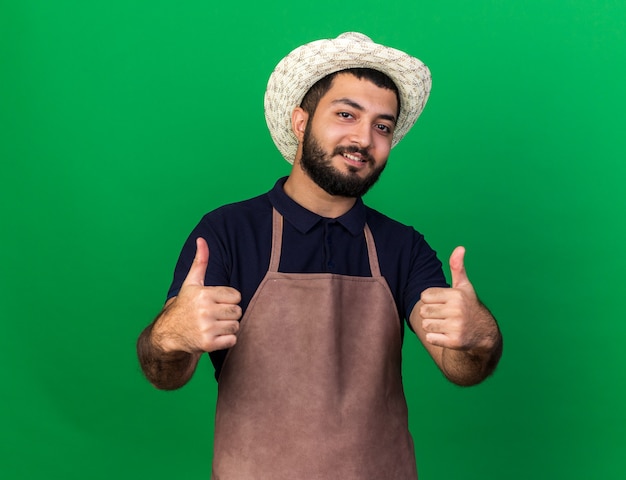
2;1;625;478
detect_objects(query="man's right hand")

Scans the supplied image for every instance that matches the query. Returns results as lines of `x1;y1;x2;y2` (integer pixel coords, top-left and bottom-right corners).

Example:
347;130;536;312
151;237;242;354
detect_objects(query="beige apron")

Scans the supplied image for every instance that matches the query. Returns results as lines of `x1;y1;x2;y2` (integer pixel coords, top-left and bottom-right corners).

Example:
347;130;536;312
212;209;418;479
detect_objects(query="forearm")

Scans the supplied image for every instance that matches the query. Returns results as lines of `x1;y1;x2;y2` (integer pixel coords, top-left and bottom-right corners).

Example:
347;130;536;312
136;321;201;390
440;330;503;386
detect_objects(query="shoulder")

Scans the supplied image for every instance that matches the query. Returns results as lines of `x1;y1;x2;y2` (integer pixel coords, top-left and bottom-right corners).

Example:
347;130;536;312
364;205;442;271
181;192;274;268
197;192;273;233
365;206;426;245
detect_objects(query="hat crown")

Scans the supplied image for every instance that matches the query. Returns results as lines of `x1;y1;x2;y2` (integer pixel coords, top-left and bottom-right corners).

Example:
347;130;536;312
336;32;372;43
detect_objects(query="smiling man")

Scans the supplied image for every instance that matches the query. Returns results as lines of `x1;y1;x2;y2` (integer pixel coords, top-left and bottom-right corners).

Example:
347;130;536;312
291;71;396;204
137;32;503;479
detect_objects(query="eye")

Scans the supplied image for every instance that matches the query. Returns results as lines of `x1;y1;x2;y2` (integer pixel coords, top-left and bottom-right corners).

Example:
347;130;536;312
375;123;392;134
338;111;353;119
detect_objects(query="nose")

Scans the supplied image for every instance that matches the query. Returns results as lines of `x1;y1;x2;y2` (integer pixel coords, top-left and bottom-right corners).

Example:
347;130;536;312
349;122;373;150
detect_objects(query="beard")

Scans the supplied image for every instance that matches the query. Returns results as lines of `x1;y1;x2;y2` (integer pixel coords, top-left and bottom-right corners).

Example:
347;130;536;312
299;125;387;198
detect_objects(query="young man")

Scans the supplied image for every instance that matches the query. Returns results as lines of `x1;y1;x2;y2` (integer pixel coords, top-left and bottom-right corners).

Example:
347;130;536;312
138;32;502;479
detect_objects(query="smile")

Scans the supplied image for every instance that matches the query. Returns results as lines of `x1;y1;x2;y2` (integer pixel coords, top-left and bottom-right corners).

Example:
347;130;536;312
343;152;366;163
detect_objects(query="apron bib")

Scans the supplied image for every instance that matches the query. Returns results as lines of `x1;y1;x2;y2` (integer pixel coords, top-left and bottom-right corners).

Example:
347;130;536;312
212;209;418;479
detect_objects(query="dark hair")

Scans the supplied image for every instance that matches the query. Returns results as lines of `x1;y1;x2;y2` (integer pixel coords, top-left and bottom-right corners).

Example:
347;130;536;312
300;68;401;120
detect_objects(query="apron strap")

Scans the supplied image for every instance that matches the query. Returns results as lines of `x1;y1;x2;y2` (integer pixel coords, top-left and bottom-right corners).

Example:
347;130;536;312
269;208;283;273
363;224;382;277
269;208;382;277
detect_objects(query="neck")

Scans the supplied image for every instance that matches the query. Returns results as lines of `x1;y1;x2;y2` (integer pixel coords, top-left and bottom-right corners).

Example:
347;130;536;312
283;166;357;218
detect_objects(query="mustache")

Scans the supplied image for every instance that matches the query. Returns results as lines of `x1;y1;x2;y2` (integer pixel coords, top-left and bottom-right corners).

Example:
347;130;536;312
332;145;374;165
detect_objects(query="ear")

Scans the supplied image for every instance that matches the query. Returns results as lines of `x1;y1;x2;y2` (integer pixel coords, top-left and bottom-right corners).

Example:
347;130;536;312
291;107;309;142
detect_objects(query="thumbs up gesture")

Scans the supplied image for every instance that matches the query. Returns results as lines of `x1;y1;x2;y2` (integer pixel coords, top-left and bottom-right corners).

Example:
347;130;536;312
151;238;242;354
419;247;499;353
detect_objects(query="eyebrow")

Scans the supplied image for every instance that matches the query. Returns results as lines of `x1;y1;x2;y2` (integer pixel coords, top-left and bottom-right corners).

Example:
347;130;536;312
330;97;397;123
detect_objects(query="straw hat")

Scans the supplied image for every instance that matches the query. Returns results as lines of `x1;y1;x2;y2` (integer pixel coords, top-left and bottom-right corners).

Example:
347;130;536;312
264;32;432;164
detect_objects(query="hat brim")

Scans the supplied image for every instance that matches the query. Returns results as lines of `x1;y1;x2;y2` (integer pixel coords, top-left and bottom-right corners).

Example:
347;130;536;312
264;32;432;164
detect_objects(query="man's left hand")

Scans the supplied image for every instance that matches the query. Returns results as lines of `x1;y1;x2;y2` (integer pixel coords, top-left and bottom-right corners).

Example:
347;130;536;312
419;247;499;353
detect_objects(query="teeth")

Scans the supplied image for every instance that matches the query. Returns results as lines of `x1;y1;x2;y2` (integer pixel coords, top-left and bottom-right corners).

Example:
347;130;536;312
344;153;364;162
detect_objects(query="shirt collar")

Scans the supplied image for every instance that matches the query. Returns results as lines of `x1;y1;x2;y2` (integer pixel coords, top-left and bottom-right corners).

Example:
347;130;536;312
268;177;367;236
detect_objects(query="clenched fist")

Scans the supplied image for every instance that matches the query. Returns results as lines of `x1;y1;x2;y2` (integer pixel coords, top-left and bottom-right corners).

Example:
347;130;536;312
419;246;499;353
151;237;242;354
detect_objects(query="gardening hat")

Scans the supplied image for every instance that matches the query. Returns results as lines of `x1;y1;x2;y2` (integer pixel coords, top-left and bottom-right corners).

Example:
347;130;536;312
264;32;432;164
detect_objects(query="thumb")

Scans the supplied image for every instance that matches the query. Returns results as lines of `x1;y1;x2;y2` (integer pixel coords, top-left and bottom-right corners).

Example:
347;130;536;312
182;237;209;287
449;246;470;289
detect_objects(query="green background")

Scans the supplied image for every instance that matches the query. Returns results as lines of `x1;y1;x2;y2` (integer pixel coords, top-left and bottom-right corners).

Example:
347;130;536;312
2;0;625;478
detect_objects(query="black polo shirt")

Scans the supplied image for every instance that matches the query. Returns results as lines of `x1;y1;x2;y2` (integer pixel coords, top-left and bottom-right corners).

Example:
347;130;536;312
167;177;448;378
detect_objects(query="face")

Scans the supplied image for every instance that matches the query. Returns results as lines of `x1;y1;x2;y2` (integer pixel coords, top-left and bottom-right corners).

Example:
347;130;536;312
297;73;398;198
